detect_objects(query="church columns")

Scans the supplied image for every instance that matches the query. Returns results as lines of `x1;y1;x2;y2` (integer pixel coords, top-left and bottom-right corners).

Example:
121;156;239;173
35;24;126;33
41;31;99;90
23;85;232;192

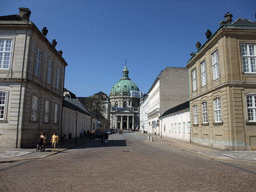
132;116;134;130
121;115;123;130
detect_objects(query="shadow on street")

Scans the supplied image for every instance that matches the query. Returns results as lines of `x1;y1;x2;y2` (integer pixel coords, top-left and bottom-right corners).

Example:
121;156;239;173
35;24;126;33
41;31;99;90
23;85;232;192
73;139;127;149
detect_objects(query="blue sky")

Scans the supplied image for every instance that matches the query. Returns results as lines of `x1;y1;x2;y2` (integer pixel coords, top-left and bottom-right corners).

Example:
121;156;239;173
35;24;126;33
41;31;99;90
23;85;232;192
1;0;255;96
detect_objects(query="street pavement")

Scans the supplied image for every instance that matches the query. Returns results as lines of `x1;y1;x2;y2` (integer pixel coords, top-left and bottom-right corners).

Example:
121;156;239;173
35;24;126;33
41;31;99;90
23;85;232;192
0;131;255;164
0;131;256;191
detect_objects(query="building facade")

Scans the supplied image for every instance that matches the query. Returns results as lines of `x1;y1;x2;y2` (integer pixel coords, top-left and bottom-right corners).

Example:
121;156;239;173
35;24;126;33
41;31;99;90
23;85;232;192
160;101;190;141
109;66;142;130
62;98;97;140
0;8;67;147
186;13;256;150
140;67;189;135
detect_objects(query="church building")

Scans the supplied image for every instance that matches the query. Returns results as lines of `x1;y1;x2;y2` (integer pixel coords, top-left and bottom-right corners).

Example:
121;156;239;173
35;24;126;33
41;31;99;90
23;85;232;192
109;66;143;130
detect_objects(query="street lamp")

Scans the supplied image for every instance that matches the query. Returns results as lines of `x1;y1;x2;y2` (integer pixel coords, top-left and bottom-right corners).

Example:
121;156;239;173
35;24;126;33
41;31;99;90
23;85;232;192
75;108;78;145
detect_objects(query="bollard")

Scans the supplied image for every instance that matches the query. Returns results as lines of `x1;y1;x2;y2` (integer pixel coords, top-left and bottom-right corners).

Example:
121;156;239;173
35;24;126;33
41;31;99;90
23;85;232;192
150;136;154;142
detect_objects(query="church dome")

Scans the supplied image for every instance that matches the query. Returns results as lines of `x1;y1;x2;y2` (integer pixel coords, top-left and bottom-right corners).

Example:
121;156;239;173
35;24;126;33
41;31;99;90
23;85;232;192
110;66;139;96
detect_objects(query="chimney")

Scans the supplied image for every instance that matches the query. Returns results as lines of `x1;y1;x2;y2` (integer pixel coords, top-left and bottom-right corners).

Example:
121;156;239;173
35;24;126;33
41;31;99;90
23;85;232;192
19;7;31;21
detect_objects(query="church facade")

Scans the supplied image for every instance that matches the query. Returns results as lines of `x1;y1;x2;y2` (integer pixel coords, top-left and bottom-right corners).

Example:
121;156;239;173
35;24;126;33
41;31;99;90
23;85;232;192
109;66;143;130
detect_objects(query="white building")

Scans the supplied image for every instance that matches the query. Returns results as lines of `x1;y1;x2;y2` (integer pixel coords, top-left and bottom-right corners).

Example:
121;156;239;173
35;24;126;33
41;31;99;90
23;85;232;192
140;67;189;135
62;99;97;140
160;101;190;141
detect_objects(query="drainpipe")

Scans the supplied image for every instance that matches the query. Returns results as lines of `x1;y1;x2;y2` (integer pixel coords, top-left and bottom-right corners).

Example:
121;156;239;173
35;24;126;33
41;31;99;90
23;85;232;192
16;30;28;148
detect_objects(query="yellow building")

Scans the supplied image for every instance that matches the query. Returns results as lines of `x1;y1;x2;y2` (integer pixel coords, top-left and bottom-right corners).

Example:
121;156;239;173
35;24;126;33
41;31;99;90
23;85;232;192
186;13;256;150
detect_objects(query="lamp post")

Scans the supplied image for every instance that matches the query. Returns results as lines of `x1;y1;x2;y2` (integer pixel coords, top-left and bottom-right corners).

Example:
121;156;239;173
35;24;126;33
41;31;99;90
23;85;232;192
75;108;78;145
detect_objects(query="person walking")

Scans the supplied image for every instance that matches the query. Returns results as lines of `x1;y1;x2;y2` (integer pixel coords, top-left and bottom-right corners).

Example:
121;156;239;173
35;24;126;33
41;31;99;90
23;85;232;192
50;132;59;152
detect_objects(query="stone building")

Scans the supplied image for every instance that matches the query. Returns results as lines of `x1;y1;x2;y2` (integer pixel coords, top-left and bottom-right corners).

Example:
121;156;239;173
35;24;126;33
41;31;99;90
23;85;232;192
186;13;256;150
0;8;67;147
140;67;189;135
109;66;143;130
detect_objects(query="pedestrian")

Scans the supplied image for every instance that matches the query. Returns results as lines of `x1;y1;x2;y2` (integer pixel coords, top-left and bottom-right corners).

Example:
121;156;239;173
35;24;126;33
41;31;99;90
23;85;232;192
83;129;87;139
50;132;59;152
87;130;90;139
80;129;84;139
104;132;109;144
37;132;46;151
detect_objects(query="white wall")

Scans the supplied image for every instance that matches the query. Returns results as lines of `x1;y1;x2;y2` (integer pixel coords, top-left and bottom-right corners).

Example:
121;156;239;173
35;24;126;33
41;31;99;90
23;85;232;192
160;110;190;141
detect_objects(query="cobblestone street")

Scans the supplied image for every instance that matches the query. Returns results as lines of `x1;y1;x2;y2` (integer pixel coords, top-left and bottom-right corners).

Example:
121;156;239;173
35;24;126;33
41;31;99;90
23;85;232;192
0;132;256;191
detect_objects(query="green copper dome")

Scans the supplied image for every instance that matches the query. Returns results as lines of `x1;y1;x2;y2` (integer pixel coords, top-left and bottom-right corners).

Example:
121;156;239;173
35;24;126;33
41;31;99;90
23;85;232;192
110;66;139;96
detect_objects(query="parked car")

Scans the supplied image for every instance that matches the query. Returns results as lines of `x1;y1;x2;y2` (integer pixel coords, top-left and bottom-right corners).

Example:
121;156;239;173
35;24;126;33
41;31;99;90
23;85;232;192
110;129;116;134
104;130;111;135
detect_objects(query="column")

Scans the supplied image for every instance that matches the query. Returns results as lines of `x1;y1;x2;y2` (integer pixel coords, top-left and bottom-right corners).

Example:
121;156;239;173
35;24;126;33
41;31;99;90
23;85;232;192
127;116;129;129
115;115;118;129
132;116;134;130
121;115;123;130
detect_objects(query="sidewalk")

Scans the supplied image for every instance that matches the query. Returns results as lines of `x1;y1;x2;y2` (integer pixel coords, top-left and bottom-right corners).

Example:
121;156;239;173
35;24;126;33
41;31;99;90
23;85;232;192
0;137;95;163
141;132;256;164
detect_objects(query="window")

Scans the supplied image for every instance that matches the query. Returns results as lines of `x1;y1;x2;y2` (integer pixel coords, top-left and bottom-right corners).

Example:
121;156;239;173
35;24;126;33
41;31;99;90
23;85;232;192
175;123;177;133
171;124;173;133
34;48;42;77
242;44;256;73
212;50;219;80
183;122;186;134
47;60;52;84
202;102;208;123
192;69;197;91
56;67;61;89
31;96;39;121
178;123;181;134
44;100;50;123
193;105;198;124
0;92;7;120
54;103;59;123
0;39;12;69
214;98;222;122
201;61;206;86
247;95;256;121
123;101;127;108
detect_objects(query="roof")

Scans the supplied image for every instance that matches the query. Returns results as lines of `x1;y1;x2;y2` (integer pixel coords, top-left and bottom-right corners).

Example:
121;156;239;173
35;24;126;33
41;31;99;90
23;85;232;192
187;16;256;66
0;14;23;21
63;99;91;116
233;18;256;25
0;8;68;67
160;101;189;118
